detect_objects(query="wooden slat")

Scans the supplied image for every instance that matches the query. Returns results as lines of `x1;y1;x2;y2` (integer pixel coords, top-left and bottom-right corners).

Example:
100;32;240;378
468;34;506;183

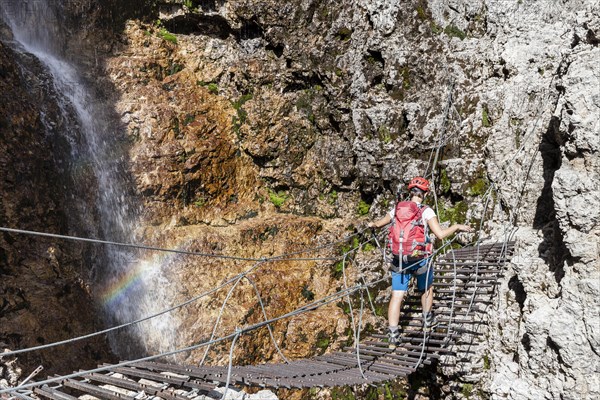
33;387;79;400
63;380;135;400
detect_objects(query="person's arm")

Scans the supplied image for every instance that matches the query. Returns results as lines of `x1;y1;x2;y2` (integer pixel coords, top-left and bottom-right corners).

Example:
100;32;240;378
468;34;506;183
367;214;392;229
427;217;473;240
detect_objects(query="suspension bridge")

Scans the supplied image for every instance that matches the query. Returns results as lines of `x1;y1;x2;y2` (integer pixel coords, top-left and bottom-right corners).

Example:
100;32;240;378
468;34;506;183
0;226;514;400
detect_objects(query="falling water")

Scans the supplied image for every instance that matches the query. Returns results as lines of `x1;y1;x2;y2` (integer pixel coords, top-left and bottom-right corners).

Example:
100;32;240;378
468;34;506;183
0;0;178;358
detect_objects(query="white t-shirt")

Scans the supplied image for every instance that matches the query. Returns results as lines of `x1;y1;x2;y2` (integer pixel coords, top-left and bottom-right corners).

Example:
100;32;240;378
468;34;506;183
388;203;436;228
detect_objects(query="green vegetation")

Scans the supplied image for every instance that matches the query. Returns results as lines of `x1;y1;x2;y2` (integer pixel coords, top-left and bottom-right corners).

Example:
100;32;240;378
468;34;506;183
335;27;352;41
483;354;491;369
437;200;468;225
328;190;338;205
373;302;386;317
440;168;451;193
315;331;331;351
268;188;287;208
207;83;218;94
158;28;177;43
378;125;392;144
416;4;428;20
400;65;411;90
193;196;206;208
431;22;443;34
183;113;195;126
296;89;318;123
166;61;183;76
183;0;193;8
444;24;467;40
468;176;489;196
357;200;370;216
362;243;375;252
330;387;356;400
232;93;253;134
462;383;474;398
196;81;219;94
515;127;523;148
482;106;491;127
331;261;344;279
301;285;315;301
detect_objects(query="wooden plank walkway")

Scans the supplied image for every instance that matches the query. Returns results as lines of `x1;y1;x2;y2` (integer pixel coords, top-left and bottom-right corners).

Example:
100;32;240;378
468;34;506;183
33;242;514;399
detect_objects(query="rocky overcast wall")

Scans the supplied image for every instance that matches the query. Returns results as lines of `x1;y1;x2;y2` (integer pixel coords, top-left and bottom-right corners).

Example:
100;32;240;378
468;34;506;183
144;1;599;398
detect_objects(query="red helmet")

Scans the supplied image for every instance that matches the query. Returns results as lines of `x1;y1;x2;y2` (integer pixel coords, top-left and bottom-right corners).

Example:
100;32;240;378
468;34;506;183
407;176;430;192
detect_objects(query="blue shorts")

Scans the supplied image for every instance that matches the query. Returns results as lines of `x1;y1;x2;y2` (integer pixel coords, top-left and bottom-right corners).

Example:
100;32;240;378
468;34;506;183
391;257;434;292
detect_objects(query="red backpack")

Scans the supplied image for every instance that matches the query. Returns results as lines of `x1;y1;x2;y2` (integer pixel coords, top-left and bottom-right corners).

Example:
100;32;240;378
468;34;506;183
388;201;432;258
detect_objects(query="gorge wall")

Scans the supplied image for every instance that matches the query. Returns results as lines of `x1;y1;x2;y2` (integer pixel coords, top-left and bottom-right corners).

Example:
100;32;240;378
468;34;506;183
0;0;598;399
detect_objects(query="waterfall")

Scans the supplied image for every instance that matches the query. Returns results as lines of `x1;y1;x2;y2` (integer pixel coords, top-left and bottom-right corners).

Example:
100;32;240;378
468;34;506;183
0;0;178;358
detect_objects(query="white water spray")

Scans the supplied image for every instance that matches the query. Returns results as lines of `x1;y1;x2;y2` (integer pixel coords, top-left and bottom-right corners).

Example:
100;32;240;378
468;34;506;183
0;0;179;358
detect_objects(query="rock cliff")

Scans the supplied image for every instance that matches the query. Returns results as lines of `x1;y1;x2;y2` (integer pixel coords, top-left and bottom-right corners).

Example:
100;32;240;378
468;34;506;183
0;0;598;399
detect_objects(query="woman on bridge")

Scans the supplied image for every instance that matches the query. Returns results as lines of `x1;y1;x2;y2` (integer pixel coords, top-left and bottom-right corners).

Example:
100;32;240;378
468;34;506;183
367;176;473;348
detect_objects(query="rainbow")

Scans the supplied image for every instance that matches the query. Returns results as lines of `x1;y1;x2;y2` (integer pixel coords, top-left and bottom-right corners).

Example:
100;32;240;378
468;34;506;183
99;240;188;306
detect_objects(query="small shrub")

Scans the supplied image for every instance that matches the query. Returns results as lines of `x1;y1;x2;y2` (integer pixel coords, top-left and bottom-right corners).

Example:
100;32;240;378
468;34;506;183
483;354;491;369
268;189;287;208
331;261;344;279
357;200;370;216
301;285;315;301
482;106;491;127
207;83;218;94
315;332;330;350
468;177;488;196
444;24;466;40
159;28;177;43
362;243;375;252
462;383;474;398
378;125;392;143
440;168;451;193
328;190;338;205
335;27;352;41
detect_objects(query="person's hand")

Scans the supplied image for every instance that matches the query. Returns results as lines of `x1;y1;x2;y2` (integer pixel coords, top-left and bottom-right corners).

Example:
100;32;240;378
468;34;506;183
457;224;474;232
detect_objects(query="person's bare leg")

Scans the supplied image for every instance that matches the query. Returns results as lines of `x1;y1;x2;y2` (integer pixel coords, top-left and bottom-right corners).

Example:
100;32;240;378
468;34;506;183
388;290;406;327
421;286;437;329
421;287;433;313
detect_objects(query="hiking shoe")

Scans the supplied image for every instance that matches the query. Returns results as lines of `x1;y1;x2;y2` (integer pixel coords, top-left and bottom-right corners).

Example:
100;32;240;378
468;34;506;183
387;329;401;349
423;312;439;332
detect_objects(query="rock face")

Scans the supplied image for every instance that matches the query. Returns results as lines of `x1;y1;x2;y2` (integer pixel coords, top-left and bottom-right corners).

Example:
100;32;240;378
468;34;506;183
0;0;598;398
107;0;598;398
0;31;116;374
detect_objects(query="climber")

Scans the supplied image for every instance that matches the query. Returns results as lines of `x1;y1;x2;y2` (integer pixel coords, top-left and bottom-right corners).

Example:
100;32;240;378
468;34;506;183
367;176;473;348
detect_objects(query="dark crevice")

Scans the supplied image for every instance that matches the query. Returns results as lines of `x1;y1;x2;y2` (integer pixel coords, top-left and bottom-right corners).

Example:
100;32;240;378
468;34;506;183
584;23;599;47
371;75;383;85
571;33;581;49
534;116;569;284
282;72;325;93
265;42;284;57
163;14;233;39
163;14;263;41
534;116;562;228
196;0;217;12
243;149;276;168
546;337;565;365
238;18;263;40
328;114;341;132
521;333;531;354
508;275;526;312
366;49;385;67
